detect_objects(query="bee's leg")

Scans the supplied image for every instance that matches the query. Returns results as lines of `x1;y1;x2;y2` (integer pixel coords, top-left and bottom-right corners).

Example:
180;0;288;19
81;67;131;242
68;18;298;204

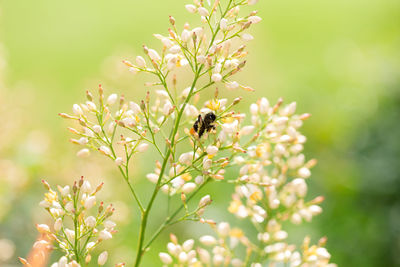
198;124;206;138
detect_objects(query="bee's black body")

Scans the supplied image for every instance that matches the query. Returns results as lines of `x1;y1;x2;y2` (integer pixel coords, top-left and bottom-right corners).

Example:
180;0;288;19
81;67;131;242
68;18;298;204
193;112;216;137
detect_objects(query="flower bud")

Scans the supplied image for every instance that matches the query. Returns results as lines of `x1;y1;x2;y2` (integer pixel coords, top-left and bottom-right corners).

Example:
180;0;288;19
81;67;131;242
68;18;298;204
98;251;108;266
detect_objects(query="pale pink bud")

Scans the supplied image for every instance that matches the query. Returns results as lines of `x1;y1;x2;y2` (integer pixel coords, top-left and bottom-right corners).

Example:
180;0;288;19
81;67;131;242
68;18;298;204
77;148;90;158
99;146;111;156
115;157;124;166
199;235;216;246
181;29;191;42
36;224;50;233
84;196;96;209
159;252;173;264
182;183;196;194
240;125;255;136
206;145;218;156
137;143;149;152
259;97;269;114
217;222;230;237
248;0;259;5
104;220;116;230
54;218;62;232
178;251;188;263
220;18;228;30
85;216;96;228
198;195;212;207
107;94;118;105
98;251;108;266
146;173;159;183
72;104;83;116
241;33;254;41
225;81;239;90
136;56;146;68
185;4;197;13
182;239;194;251
81;180;92;193
211;73;222;82
298;167;311;178
248;16;262;24
148;49;161;61
99;229;112;240
198;7;209;17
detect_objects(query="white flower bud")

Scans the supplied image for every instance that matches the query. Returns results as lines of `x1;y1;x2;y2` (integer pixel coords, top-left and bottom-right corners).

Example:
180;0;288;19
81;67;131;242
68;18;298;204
225;81;239;90
217;222;230;237
169;45;181;54
198;195;211;207
86;101;97;111
213;254;224;265
309;205;322;215
182;239;194;251
259;98;269;114
65;201;74;212
146;173;159;183
99;146;111;156
72;104;83;116
220;18;228;30
196;55;206;64
185;4;197;13
85;216;96;228
179;152;195;165
115;157;124;166
65;229;75;241
137;143;149;152
195;175;204;184
178;251;188;263
298;167;311;178
163;101;173;116
98;251;108;266
181;29;191;42
206;145;218;156
59;256;68;267
192;27;204;38
54;218;62;232
182;182;196;193
136;56;146;68
248;16;262;24
274;230;288;241
248;0;259;5
232;259;243;267
197;7;209;17
36;224;50;233
84;196;96;209
203;158;212;170
250;103;259;115
129;101;141;114
159;252;173;264
104;220;116;230
81;180;92;193
107;94;118;105
86;242;96;250
99;229;112;240
77;148;90;158
241;33;254;41
211;73;222;82
199;235;216;246
240;125;255;136
148;49;161;61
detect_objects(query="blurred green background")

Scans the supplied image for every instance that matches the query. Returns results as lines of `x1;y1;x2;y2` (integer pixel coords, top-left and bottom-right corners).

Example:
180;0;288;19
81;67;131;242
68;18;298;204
0;0;399;266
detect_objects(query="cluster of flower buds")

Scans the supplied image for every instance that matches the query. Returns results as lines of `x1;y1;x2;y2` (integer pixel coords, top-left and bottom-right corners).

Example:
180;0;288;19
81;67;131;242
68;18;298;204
59;85;150;166
160;222;255;267
21;177;116;266
122;0;259;93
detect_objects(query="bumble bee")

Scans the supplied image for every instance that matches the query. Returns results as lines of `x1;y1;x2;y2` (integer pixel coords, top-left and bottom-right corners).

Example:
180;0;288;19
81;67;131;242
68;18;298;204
192;112;216;138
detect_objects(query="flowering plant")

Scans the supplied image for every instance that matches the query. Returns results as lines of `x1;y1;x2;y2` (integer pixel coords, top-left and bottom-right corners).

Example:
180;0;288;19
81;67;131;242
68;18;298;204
23;0;335;266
